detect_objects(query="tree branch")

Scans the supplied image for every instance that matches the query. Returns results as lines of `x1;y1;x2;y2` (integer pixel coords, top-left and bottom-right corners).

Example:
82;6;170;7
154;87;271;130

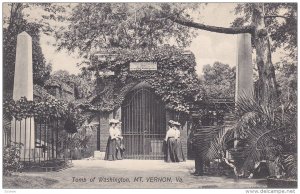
264;15;290;20
168;15;255;35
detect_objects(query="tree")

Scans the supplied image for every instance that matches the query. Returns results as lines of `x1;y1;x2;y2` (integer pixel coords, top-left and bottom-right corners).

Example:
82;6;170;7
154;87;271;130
202;62;236;99
3;3;52;91
232;3;297;61
275;60;297;104
55;3;197;59
165;3;297;106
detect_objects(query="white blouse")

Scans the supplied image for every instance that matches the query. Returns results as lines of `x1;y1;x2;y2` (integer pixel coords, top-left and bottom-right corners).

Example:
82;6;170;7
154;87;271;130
175;129;181;139
165;128;177;141
109;127;118;139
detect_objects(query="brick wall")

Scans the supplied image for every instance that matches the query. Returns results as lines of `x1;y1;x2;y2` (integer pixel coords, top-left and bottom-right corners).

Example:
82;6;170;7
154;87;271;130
99;113;112;152
85;112;114;155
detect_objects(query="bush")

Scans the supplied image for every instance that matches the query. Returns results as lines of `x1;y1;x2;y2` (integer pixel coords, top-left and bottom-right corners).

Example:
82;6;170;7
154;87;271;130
3;142;23;176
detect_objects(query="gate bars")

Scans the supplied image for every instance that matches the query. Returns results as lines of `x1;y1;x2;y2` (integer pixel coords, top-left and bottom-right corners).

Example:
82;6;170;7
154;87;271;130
121;87;166;160
4;115;70;164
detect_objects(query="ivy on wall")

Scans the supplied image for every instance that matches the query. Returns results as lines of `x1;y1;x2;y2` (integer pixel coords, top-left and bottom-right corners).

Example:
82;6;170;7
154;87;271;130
85;45;206;113
3;97;85;129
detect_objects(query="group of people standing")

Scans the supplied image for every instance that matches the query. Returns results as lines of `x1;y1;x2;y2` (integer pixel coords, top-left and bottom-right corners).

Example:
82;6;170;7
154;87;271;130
164;120;185;163
104;118;185;163
104;119;125;161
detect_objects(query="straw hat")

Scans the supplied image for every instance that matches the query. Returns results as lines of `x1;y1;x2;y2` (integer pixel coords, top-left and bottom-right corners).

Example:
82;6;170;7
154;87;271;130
109;119;118;124
109;119;122;124
168;120;175;125
173;121;181;126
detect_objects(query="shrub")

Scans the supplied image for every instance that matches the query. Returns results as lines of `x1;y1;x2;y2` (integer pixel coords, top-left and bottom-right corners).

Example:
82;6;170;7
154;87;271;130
3;142;23;176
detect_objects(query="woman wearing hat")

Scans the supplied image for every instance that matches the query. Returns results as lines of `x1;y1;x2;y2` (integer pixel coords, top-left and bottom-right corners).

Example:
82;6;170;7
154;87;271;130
173;121;185;162
104;119;120;161
164;120;178;162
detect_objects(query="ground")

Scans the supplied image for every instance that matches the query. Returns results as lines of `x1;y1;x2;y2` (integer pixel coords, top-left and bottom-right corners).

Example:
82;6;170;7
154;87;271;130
3;160;267;189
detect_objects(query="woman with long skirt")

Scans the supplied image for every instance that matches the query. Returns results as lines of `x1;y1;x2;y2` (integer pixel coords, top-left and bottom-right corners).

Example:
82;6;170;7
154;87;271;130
104;119;119;161
164;120;177;162
115;121;125;160
174;121;185;162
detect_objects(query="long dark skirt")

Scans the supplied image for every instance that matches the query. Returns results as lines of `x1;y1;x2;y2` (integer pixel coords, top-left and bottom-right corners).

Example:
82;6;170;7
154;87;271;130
116;138;125;160
175;138;186;162
164;137;178;162
104;137;122;161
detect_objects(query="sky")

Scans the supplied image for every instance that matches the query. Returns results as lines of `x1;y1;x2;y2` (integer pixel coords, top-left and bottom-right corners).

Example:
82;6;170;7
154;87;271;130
188;3;238;75
35;3;240;76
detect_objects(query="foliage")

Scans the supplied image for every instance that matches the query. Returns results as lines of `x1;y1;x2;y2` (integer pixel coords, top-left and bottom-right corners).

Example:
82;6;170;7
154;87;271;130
205;127;232;161
55;3;199;58
201;62;236;99
3;3;52;91
3;97;86;132
64;102;86;130
69;125;94;150
232;3;297;60
230;95;296;179
82;46;205;113
57;125;94;159
202;93;297;179
3;142;23;176
275;60;297;104
189;126;225;159
3;97;67;120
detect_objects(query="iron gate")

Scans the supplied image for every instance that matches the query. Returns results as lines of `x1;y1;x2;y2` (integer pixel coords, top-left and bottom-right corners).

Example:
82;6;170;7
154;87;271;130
121;86;166;159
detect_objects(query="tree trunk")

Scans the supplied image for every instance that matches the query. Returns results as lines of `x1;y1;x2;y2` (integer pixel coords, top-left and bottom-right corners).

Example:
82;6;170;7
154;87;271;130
169;5;279;105
252;4;278;105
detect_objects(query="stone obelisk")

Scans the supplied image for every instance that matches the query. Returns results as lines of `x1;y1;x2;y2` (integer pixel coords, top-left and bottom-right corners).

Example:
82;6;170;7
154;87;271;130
11;31;35;160
235;33;254;102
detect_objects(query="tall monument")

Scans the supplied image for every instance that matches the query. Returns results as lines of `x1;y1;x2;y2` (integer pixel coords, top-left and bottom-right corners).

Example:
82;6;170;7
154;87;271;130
11;31;35;159
235;33;254;102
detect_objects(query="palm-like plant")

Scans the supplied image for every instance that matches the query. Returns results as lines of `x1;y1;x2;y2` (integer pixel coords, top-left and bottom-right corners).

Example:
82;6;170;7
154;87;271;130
215;95;297;179
202;95;297;179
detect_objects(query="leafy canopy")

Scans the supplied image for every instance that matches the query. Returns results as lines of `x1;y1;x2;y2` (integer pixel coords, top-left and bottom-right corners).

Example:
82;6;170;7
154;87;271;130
201;62;236;99
55;3;200;58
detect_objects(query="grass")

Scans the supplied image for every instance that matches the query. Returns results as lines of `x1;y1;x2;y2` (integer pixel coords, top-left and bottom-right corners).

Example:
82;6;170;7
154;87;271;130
3;175;59;189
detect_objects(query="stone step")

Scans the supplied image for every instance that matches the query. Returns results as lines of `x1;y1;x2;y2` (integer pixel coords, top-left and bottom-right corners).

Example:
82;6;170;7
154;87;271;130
94;151;105;160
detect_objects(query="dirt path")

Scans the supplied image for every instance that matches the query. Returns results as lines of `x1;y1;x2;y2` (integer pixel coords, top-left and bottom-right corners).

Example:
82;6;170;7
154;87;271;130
18;160;267;189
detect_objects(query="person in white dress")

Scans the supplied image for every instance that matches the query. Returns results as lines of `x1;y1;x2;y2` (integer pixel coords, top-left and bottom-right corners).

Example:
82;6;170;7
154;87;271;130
104;119;120;161
164;120;178;162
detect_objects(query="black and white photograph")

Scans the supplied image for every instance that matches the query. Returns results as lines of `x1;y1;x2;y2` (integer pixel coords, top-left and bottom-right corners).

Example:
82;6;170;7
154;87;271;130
1;1;298;191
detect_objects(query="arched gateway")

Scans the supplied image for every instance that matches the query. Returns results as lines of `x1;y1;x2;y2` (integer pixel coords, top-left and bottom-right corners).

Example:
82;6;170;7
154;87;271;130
88;35;254;160
121;82;166;159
